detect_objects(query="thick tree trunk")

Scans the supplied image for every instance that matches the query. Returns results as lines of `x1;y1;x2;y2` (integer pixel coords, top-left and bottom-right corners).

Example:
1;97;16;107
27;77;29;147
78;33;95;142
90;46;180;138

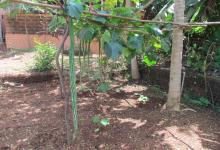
167;0;185;111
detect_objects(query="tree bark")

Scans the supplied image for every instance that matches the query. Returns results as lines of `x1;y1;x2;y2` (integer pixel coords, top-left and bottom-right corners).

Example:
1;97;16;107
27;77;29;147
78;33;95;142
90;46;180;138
125;0;141;80
131;56;140;80
167;0;185;111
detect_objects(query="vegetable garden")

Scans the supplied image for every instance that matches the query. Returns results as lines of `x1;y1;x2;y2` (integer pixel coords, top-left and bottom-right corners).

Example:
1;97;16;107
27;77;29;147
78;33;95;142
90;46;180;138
0;0;220;149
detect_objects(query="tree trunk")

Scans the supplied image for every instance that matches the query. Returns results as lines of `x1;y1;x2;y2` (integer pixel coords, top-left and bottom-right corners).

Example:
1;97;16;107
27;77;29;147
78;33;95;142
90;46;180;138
131;56;140;80
167;0;185;111
125;0;141;80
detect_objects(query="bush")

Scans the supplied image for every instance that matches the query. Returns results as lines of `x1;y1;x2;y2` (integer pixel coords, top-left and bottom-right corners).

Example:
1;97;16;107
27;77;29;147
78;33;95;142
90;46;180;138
32;41;56;72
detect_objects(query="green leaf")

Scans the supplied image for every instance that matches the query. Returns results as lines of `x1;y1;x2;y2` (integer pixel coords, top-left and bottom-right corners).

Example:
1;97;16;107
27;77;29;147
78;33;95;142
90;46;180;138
128;36;143;52
122;48;132;58
104;42;123;60
161;38;171;53
138;95;149;104
65;1;83;19
100;118;110;126
93;16;107;23
102;30;111;43
144;24;163;36
92;115;100;124
78;27;95;42
143;55;157;67
0;0;11;8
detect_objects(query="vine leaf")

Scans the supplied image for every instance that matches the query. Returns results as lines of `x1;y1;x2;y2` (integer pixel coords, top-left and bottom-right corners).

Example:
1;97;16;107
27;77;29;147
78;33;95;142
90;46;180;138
65;1;83;19
78;27;95;42
102;30;111;43
104;42;123;60
144;24;163;36
143;55;157;67
128;36;143;52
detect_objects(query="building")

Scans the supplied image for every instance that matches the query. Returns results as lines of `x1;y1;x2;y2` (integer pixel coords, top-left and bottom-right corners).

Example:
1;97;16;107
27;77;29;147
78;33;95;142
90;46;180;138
0;9;99;53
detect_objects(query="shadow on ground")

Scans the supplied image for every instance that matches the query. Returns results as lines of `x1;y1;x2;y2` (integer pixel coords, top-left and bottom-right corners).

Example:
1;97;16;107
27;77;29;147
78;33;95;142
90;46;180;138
0;79;219;150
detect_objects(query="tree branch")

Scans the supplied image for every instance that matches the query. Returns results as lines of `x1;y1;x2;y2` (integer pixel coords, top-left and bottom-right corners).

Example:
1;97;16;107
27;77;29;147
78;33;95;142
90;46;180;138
2;0;220;27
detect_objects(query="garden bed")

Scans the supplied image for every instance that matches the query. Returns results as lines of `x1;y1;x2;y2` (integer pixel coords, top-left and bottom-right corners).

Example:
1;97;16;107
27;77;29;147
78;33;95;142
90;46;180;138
0;79;219;149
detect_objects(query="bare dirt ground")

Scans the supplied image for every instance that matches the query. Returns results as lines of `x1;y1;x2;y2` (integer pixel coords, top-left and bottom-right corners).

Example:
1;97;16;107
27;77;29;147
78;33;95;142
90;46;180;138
0;49;34;75
0;79;220;150
0;50;220;150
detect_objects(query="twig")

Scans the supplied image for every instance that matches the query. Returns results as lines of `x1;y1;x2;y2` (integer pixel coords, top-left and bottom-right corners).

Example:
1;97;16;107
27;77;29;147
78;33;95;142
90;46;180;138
165;129;195;150
83;18;150;35
123;99;135;108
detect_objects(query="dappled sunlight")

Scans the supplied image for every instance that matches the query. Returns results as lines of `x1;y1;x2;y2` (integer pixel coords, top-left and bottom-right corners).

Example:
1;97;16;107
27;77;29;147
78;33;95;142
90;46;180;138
51;102;63;109
155;125;205;150
48;87;60;95
117;117;147;129
122;85;148;93
78;98;93;107
0;50;34;73
112;98;137;111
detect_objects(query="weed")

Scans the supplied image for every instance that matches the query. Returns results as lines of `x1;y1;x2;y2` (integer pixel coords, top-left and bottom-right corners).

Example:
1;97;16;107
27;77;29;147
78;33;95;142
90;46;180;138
91;115;110;133
135;93;149;104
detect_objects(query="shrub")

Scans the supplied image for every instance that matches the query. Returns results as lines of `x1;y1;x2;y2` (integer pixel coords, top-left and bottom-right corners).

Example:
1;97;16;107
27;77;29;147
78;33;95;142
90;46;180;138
32;41;56;72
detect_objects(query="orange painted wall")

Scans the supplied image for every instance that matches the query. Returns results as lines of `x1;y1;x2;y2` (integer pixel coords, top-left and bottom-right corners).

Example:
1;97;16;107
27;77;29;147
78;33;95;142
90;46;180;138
3;13;99;53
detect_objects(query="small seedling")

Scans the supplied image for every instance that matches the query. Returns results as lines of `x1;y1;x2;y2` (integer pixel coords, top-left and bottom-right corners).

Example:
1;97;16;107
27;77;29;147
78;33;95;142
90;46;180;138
138;95;149;104
91;115;110;133
135;93;149;104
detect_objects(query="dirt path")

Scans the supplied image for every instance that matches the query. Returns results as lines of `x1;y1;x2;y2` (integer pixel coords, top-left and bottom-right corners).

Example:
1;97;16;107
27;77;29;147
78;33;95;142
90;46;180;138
0;79;219;150
0;50;34;75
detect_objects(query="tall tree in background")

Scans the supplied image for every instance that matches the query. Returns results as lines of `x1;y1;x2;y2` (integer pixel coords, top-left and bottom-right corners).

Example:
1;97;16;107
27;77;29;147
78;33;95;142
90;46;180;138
167;0;185;111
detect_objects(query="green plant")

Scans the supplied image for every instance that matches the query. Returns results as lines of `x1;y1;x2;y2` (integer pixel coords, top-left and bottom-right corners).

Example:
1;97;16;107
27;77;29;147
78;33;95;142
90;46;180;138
91;115;110;133
32;41;56;72
135;93;149;104
97;82;110;93
183;92;210;107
